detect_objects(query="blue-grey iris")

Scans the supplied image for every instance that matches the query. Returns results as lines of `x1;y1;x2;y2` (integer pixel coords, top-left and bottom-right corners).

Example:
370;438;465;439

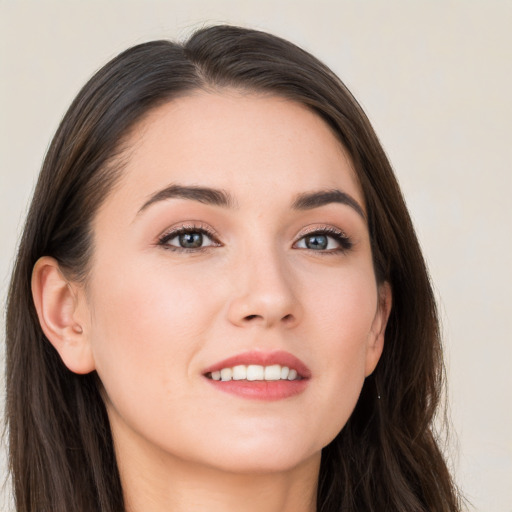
305;235;328;250
180;232;203;248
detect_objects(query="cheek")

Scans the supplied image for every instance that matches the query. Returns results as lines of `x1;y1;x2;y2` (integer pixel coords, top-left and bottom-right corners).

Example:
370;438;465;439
90;256;217;345
304;268;378;436
86;259;222;415
306;264;378;346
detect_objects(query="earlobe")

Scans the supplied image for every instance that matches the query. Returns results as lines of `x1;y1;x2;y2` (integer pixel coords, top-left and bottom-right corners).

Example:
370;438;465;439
365;281;392;377
31;256;95;374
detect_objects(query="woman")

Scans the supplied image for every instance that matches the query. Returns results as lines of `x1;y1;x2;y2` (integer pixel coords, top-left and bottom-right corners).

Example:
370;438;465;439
5;25;461;511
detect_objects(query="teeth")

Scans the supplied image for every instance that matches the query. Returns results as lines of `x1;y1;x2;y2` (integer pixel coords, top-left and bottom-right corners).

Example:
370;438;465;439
209;364;302;382
264;364;281;381
220;368;233;381
246;365;263;381
232;365;246;380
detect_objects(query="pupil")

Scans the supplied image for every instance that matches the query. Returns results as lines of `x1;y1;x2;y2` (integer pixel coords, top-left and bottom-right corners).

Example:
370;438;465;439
179;232;203;248
306;235;328;250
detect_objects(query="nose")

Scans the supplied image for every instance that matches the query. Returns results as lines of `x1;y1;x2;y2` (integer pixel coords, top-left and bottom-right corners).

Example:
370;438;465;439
226;247;302;329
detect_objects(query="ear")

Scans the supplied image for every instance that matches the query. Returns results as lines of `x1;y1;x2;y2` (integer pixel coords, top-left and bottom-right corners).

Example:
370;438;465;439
31;256;95;374
365;281;392;377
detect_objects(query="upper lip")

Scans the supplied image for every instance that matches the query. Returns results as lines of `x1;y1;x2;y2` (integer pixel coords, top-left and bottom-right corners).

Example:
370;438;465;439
203;350;312;379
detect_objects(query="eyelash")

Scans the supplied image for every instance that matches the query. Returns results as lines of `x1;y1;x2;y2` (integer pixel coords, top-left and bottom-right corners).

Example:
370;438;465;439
158;224;221;253
295;226;353;254
157;224;353;254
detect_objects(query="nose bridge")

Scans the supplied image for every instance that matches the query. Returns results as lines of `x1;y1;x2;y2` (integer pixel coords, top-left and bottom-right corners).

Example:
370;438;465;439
227;237;301;328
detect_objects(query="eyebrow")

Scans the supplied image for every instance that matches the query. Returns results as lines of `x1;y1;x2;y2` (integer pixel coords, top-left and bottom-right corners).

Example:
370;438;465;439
291;189;366;219
137;184;365;220
138;184;238;214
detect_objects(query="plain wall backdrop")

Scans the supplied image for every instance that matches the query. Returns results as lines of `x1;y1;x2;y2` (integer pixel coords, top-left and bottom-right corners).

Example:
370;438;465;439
1;1;511;510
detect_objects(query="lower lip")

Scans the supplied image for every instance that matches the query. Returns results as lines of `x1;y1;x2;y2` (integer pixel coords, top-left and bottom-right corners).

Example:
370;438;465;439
205;378;309;401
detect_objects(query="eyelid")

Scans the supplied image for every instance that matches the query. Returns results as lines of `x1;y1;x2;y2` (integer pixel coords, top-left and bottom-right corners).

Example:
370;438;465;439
293;225;353;252
155;222;352;253
157;222;222;250
297;225;347;237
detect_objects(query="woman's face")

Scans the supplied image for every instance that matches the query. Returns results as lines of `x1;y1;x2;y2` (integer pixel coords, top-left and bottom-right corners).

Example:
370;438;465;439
80;92;390;474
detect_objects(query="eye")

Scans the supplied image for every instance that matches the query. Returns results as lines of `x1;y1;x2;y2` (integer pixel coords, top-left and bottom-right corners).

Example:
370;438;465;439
294;228;352;253
158;226;220;251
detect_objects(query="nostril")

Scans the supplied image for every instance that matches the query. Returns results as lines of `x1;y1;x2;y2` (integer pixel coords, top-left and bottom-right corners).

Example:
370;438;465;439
243;313;294;323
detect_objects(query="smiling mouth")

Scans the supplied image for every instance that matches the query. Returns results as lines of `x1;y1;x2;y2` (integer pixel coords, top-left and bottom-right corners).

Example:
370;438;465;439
206;364;303;382
203;351;310;400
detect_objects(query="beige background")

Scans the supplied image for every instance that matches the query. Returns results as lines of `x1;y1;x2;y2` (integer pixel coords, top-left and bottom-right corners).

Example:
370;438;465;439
1;1;511;511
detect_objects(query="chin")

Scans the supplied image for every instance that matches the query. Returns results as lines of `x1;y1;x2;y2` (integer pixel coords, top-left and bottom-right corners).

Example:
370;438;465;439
206;448;320;475
191;429;325;475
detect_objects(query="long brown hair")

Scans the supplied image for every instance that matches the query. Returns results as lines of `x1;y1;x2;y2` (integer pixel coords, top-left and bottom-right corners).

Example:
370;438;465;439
5;25;461;511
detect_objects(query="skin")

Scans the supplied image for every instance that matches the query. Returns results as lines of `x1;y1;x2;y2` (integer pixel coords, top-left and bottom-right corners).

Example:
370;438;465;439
33;91;391;512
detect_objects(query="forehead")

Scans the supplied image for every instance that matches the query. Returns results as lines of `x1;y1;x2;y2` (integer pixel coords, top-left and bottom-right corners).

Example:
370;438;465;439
110;91;363;211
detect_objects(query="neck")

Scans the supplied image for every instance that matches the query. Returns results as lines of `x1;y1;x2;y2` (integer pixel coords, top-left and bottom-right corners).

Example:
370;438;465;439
119;444;320;512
